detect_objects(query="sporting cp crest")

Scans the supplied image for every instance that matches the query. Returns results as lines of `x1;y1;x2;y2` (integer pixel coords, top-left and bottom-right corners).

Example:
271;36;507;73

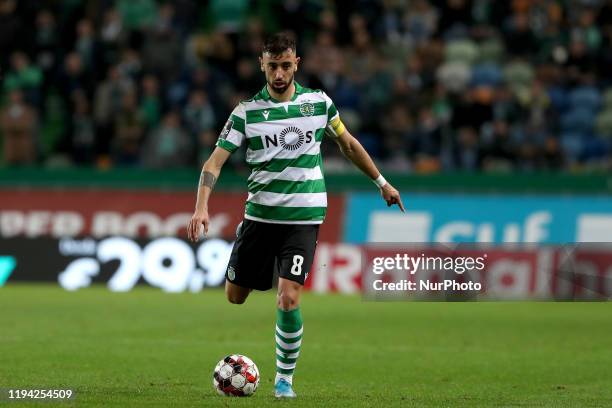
227;265;236;281
299;102;315;117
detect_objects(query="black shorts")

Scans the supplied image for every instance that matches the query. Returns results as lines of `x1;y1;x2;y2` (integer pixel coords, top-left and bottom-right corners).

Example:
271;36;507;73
225;219;319;291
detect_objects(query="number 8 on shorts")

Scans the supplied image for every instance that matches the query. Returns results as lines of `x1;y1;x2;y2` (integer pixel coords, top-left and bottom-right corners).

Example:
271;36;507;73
290;255;304;276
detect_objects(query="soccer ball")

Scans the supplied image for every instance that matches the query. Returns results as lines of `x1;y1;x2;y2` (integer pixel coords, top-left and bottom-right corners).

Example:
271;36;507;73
213;354;260;397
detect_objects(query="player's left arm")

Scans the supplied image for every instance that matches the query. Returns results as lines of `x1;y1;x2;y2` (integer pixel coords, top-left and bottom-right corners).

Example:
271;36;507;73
332;124;405;212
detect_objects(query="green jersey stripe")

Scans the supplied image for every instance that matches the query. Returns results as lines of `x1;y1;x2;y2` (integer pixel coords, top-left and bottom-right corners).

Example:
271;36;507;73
247;135;264;150
230;114;245;134
249;191;326;207
248;166;323;185
247;153;320;172
328;103;337;120
246;202;326;221
248;178;326;194
315;127;325;142
216;138;239;153
246;102;326;124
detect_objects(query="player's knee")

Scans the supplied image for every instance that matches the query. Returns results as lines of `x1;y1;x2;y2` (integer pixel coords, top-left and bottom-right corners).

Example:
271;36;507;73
226;286;248;304
277;292;298;311
227;292;247;304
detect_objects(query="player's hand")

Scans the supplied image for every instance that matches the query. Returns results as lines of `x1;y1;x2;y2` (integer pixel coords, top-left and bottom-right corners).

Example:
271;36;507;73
187;209;209;242
381;183;405;212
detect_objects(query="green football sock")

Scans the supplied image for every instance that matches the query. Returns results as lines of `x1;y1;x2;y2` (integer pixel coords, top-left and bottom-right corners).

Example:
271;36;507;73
275;307;303;385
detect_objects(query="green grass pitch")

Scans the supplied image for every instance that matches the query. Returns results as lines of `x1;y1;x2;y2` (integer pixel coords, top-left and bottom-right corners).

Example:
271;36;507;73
1;284;612;407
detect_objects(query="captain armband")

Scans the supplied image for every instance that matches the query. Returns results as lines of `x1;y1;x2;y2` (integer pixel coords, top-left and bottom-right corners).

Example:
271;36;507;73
326;116;346;138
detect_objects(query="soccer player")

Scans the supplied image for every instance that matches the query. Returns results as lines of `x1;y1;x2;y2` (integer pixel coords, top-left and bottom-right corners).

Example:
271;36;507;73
187;32;404;398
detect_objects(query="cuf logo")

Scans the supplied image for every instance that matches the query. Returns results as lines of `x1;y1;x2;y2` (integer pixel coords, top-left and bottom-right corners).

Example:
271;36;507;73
299;102;314;117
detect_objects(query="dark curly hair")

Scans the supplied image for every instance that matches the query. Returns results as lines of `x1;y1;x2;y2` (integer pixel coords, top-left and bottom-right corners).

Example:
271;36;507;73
262;32;296;56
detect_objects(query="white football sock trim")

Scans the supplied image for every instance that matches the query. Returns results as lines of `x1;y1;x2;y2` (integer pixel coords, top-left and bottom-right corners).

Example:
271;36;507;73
275;335;302;350
276;325;303;338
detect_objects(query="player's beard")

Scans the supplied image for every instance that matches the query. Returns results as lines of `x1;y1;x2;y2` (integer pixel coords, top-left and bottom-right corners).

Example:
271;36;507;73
268;74;293;95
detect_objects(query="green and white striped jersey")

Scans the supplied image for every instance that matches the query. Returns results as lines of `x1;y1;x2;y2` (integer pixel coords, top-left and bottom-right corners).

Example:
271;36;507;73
215;82;341;225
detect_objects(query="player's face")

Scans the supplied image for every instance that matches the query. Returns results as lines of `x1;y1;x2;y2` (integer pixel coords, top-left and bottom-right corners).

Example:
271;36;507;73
260;50;300;95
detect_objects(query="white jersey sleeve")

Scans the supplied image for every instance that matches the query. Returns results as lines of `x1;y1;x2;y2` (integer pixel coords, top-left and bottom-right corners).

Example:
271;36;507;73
215;103;246;153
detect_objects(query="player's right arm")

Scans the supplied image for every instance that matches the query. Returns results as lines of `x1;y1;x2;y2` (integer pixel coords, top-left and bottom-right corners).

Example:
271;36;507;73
187;147;231;242
188;104;246;242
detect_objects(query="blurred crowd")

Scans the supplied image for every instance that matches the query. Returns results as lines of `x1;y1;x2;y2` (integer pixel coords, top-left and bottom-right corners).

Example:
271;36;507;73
1;0;612;172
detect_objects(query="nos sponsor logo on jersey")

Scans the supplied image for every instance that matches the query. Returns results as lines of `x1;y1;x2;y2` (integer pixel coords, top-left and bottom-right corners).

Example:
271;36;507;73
264;127;314;150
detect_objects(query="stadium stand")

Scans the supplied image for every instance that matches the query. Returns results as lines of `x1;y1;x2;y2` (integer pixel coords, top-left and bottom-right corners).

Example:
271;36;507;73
0;0;611;171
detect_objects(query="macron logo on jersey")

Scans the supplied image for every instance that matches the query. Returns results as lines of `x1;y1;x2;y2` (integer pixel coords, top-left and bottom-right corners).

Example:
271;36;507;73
262;110;270;120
